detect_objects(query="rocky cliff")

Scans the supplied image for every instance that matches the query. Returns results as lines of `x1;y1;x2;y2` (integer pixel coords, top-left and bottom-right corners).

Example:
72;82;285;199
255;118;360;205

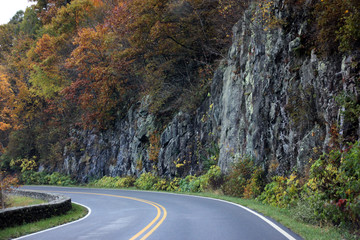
60;0;359;182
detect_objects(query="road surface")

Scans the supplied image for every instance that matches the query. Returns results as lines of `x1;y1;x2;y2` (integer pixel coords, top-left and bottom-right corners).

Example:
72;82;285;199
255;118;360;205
17;186;302;240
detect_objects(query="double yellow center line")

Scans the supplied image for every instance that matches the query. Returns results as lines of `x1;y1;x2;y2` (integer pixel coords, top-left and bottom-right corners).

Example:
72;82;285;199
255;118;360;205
52;191;167;240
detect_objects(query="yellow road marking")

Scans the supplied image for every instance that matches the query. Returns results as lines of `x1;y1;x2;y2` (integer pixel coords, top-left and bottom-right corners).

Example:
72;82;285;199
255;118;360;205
140;202;167;240
50;190;167;240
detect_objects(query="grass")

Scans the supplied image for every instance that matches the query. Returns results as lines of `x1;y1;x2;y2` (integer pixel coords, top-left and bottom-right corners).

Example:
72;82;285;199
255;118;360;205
5;195;46;208
0;203;88;240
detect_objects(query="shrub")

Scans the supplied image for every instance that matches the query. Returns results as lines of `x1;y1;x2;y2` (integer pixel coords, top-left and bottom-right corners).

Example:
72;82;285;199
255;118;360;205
200;165;224;191
290;194;325;225
20;170;75;186
177;166;223;193
47;172;75;186
153;179;169;191
259;173;301;208
135;172;159;190
115;176;136;188
91;176;118;188
149;131;160;162
20;171;45;185
166;177;180;192
90;176;136;188
304;141;360;230
178;175;199;192
243;168;265;199
222;157;264;198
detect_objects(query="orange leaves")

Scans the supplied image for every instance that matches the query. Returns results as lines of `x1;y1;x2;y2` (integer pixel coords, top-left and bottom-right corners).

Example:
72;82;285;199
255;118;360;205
1;0;247;133
34;34;57;62
0;123;11;132
90;0;104;7
0;66;15;133
66;25;112;79
63;23;133;128
0;68;12;98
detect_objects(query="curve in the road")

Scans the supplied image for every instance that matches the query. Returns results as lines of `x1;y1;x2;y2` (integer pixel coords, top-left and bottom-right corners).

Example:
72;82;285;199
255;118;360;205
191;195;296;240
17;186;302;240
50;191;167;240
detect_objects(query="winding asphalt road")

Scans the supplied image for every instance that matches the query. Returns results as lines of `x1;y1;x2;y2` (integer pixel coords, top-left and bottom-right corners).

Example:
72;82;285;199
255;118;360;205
17;186;302;240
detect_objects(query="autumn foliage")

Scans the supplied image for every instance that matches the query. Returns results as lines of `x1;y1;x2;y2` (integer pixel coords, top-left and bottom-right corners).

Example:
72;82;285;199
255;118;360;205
1;0;358;172
0;0;243;166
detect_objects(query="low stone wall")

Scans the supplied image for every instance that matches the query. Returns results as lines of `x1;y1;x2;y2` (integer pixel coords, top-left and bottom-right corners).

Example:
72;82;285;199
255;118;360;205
0;189;72;229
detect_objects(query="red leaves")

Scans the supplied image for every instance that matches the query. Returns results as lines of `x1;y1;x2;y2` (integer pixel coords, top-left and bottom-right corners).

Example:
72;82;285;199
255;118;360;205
336;198;347;208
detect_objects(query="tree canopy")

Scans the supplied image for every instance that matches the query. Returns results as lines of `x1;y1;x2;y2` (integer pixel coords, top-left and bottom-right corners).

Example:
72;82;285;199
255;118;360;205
0;0;358;168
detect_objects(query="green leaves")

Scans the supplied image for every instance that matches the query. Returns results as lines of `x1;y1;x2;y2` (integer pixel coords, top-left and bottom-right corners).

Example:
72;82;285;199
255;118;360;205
315;0;360;54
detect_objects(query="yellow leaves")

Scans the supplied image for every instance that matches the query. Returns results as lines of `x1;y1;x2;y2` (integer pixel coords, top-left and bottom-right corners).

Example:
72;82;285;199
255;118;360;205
18;157;38;172
0;122;11;131
174;158;187;168
253;0;284;31
307;178;318;191
0;65;16;132
345;188;351;196
288;173;297;182
0;66;12;92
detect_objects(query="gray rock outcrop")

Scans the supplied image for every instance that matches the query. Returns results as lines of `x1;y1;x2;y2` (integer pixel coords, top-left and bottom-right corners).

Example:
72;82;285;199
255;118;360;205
57;0;358;181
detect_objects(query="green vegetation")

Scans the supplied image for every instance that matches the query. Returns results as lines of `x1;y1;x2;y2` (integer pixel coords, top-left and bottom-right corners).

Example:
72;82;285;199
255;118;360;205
83;143;360;239
221;157;264;199
89;175;136;188
0;0;247;174
314;0;360;54
20;171;76;186
16;141;360;239
0;203;88;239
6;195;45;208
0;1;360;239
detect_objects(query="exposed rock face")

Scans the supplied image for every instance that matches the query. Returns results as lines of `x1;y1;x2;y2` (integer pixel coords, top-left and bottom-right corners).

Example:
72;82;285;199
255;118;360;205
60;1;358;181
62;97;156;182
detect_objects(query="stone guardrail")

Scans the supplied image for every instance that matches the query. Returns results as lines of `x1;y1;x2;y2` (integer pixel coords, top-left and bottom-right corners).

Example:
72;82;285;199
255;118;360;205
0;189;72;229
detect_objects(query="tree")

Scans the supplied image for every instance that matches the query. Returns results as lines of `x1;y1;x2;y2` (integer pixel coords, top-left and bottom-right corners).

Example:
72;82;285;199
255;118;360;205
28;33;69;98
29;0;73;24
0;24;16;61
116;0;245;118
0;66;17;151
64;24;135;128
315;0;360;54
9;10;24;25
0;171;19;209
20;7;41;37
